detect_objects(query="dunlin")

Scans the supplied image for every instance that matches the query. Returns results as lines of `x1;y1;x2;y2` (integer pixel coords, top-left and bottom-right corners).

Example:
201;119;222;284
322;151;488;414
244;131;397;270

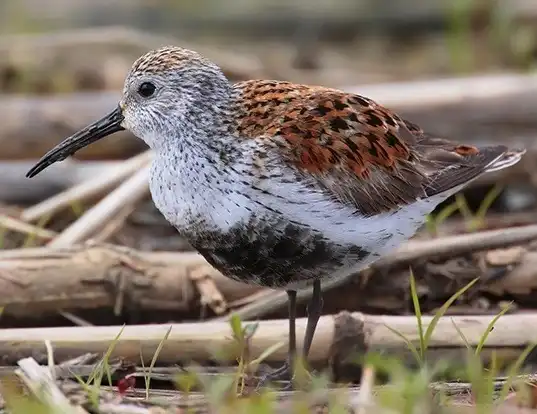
26;46;525;388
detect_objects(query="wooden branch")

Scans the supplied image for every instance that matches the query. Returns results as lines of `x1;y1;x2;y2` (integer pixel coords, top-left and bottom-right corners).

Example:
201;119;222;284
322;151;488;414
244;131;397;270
0;312;534;369
15;358;86;414
47;165;150;247
1;219;537;319
20;151;152;223
0;160;136;204
0;244;258;318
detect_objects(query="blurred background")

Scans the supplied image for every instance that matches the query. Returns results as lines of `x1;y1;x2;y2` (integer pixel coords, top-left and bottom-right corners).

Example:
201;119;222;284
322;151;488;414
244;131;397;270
2;0;537;89
0;0;536;328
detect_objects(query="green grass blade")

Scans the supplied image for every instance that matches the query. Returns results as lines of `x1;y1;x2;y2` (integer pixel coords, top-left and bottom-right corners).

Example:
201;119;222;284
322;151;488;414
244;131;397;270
248;340;285;370
475;303;511;356
423;278;479;350
473;184;503;229
498;341;537;402
86;324;125;390
451;318;471;350
145;325;172;399
432;201;461;229
409;269;425;363
385;324;422;366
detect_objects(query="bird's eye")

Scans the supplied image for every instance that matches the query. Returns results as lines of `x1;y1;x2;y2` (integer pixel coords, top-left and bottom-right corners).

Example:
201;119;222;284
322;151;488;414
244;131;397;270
138;82;156;98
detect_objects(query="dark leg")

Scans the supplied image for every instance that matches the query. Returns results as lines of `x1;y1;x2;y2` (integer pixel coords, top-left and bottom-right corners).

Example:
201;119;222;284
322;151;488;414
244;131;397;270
256;290;297;388
302;279;323;359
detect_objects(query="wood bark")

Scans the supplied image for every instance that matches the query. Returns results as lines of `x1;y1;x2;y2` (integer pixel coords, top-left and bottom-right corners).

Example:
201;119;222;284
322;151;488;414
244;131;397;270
0;312;534;371
0;235;536;321
0;244;258;318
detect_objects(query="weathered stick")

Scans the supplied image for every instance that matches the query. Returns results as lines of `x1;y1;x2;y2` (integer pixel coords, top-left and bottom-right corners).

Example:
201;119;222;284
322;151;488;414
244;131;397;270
21;151;152;223
0;214;57;240
0;312;534;367
15;358;87;414
1;222;537;319
0;160;136;204
0;244;258;318
47;166;150;247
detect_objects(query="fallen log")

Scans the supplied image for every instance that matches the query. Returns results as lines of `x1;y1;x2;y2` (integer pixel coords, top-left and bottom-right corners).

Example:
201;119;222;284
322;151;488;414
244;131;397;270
1;222;537;320
0;244;259;318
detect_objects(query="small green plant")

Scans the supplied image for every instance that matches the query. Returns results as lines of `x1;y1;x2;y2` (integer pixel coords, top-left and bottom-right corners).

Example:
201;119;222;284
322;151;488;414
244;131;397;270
22;213;53;248
386;271;478;367
140;325;172;399
426;185;503;235
72;325;126;410
446;0;475;73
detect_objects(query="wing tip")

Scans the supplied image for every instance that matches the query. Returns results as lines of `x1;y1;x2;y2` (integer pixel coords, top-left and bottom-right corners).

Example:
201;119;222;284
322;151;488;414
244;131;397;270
484;147;526;173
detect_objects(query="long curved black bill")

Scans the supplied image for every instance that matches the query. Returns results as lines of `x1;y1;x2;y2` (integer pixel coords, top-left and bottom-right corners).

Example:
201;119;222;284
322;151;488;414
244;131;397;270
26;106;125;178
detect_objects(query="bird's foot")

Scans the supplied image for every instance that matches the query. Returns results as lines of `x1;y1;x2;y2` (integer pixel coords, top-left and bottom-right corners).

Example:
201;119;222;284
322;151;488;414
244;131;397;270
255;362;293;391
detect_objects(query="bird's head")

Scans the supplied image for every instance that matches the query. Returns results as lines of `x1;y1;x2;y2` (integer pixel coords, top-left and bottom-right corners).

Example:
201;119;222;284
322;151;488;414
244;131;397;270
26;46;231;178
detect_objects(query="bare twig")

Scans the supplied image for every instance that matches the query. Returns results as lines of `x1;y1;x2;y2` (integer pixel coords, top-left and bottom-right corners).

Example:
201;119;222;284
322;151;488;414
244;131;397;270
44;340;56;381
355;365;375;413
48;165;150;247
21;151;152;223
59;311;94;327
189;264;228;315
0;214;57;240
376;224;537;268
91;202;139;243
15;357;86;414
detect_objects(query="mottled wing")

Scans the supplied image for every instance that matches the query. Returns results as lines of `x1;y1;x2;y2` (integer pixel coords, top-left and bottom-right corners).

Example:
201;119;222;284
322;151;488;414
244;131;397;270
234;80;519;216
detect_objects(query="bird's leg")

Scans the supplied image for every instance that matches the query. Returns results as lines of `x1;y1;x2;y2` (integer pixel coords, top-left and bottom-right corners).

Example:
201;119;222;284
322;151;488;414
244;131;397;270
256;290;297;389
302;279;323;361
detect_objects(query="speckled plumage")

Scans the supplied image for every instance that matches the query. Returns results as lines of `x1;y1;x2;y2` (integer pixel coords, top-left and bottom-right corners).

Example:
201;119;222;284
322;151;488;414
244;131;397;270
26;45;526;388
125;48;524;289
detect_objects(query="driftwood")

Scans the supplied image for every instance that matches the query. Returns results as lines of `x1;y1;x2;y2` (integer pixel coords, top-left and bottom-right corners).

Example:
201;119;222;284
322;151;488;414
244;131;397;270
0;312;534;370
0;160;140;204
0;244;259;318
1;225;537;320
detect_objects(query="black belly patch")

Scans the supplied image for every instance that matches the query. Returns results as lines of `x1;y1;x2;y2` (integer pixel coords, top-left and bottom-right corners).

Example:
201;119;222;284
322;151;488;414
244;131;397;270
180;215;370;288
